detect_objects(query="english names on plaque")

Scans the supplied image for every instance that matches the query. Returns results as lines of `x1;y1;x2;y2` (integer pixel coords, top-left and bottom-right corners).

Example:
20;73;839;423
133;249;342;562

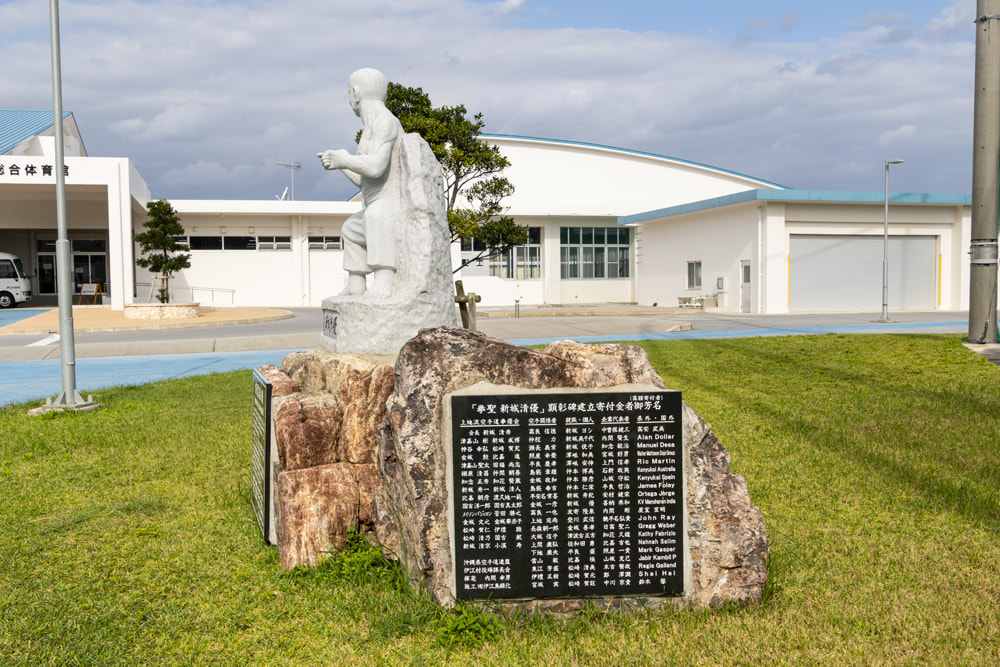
450;390;684;600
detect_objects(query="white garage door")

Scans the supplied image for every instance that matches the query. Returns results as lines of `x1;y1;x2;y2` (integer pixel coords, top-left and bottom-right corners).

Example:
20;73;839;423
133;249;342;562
789;235;937;312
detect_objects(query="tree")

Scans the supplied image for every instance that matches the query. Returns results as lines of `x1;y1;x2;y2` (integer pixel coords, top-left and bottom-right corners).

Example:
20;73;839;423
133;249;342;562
384;82;528;272
134;199;190;303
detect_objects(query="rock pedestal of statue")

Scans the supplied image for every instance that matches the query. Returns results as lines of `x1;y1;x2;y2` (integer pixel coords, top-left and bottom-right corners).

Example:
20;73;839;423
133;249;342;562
264;352;397;569
373;327;770;611
259;328;769;610
320;133;457;355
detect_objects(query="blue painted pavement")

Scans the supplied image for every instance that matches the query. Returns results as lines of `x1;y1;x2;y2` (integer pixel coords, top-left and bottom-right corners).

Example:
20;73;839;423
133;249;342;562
1;349;303;407
0;309;42;328
0;319;969;407
507;320;968;346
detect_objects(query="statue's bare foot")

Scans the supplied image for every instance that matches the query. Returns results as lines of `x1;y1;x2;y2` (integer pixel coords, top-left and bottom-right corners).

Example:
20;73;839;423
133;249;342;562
337;274;367;297
364;269;395;300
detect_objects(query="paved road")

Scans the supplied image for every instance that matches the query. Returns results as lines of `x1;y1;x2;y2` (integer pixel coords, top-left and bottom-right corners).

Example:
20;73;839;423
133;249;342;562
0;306;978;407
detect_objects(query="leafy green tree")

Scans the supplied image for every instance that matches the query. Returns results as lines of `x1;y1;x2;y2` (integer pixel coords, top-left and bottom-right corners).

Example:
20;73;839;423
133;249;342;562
384;82;528;272
134;199;190;303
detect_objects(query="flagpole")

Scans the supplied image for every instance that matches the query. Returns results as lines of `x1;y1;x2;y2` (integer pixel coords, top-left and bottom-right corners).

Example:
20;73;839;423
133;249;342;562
45;0;90;410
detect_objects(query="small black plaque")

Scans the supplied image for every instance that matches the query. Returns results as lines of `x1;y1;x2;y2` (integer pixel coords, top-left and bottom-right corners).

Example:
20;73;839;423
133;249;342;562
251;369;273;541
323;311;339;339
451;390;683;600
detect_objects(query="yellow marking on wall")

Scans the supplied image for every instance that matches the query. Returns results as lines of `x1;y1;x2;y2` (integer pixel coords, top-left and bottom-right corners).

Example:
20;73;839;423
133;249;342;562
787;254;791;308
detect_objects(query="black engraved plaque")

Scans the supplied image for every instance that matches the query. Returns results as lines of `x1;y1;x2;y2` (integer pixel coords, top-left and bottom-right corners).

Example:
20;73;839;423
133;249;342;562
451;390;683;600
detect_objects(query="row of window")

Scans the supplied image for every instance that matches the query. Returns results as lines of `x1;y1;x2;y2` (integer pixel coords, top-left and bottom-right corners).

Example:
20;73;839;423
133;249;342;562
171;236;341;251
560;227;630;279
37;239;107;253
462;226;632;280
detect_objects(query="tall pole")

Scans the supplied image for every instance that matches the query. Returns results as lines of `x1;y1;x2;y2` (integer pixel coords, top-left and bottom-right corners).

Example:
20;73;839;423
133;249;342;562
970;1;1000;344
879;159;904;322
48;0;85;407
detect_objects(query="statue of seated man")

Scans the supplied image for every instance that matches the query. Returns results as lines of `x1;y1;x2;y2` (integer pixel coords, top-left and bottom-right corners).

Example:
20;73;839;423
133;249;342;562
318;68;403;300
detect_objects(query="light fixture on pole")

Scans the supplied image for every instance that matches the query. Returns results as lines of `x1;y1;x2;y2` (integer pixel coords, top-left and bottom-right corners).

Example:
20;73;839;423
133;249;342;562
877;159;905;323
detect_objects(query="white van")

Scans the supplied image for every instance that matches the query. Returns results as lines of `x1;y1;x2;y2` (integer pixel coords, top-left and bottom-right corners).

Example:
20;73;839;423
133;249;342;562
0;252;33;308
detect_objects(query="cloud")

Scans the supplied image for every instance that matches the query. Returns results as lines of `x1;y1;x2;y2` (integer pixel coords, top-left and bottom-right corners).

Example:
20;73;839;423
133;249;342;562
777;13;799;34
496;0;526;14
926;0;976;41
858;11;911;29
879;124;919;146
0;0;979;200
110;104;214;142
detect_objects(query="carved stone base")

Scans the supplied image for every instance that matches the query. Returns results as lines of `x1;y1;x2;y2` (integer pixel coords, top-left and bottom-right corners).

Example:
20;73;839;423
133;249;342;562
320;295;456;355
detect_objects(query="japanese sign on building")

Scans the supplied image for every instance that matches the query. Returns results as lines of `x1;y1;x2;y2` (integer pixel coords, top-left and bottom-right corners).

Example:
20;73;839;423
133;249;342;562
0;162;69;178
450;390;684;600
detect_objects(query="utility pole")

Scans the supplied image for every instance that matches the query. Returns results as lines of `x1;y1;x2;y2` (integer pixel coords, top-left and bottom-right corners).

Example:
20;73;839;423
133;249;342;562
31;0;97;414
970;1;1000;344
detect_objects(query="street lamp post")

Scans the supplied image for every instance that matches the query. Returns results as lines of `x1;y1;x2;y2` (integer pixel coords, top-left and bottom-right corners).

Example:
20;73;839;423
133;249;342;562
878;159;905;322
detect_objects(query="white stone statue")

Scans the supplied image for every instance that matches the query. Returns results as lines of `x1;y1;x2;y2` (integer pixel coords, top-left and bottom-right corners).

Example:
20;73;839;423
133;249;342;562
318;68;403;300
315;68;458;354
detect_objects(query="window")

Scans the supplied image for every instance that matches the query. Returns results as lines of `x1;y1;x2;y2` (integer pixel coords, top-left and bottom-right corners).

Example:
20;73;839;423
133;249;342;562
489;227;542;279
560;226;630;279
187;236;222;250
687;261;702;289
309;236;341;250
184;236;256;250
460;236;488;252
72;239;106;252
0;260;15;280
257;236;291;251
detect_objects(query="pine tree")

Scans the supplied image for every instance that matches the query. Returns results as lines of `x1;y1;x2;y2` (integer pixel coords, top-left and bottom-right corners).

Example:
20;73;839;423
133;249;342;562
133;199;191;303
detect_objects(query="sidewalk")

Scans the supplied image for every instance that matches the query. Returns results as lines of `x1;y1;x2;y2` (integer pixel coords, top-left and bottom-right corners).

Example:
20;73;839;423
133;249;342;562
0;305;292;335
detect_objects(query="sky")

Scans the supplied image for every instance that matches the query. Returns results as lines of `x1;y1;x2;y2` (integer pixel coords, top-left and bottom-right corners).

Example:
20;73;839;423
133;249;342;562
0;0;979;202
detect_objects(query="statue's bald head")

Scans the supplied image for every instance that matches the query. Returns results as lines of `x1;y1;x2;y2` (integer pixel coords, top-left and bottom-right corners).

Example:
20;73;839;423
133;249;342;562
349;68;389;103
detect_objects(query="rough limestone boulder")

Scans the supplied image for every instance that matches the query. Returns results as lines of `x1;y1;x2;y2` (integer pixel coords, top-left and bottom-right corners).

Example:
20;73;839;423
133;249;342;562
268;351;396;568
374;326;769;609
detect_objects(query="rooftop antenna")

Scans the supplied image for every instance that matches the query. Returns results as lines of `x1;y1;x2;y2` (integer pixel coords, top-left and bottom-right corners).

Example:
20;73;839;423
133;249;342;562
276;161;301;200
275;186;289;201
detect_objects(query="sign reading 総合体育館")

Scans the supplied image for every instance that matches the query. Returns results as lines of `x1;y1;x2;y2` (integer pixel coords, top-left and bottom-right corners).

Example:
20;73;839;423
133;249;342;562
451;390;684;601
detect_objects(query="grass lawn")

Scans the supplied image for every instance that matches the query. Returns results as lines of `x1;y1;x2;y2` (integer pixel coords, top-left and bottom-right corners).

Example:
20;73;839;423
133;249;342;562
1;333;999;665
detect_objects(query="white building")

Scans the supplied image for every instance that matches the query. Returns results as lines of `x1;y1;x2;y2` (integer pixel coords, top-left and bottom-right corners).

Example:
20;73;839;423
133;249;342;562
0;110;978;313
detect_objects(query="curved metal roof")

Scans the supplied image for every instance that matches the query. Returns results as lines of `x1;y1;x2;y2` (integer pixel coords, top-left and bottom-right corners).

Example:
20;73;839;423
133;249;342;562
482;133;790;190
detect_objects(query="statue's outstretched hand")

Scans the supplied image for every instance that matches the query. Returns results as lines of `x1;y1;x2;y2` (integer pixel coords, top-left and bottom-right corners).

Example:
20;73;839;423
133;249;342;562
317;149;350;170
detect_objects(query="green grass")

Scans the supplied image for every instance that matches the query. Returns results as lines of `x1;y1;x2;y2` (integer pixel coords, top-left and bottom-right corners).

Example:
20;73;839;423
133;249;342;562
1;334;999;665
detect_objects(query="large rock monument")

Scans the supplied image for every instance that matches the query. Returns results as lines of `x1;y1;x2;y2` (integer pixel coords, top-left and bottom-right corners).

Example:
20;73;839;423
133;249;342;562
260;329;769;611
317;68;457;354
256;68;767;611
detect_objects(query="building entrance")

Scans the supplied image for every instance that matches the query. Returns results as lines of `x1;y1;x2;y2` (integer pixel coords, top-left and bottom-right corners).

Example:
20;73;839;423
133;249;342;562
36;239;108;295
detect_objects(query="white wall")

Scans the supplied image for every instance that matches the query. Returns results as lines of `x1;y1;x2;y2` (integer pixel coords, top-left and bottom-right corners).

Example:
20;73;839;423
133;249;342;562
635;198;976;314
490;137;783;217
635;205;757;312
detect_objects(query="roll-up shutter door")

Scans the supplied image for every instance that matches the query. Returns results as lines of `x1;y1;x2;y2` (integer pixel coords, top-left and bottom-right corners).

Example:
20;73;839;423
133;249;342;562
789;235;936;312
